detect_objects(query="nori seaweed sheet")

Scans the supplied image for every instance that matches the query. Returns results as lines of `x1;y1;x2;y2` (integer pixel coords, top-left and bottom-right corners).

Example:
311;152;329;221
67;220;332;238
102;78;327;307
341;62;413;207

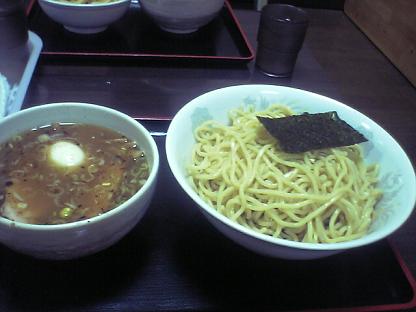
257;111;368;153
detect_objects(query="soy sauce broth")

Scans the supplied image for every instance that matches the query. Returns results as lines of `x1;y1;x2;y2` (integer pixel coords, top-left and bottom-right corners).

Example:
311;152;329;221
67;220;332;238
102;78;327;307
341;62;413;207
0;123;149;225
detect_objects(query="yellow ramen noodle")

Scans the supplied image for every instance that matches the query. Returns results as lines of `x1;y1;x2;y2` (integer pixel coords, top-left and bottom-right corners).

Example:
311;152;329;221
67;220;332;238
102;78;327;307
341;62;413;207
188;105;381;243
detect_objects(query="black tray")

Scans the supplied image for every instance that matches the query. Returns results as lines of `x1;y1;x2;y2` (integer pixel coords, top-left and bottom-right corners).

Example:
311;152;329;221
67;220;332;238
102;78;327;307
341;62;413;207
26;0;255;64
0;136;415;312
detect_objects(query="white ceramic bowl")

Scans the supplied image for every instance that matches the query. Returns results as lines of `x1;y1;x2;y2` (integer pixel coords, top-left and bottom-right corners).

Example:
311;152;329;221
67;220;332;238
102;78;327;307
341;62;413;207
38;0;131;34
140;0;225;34
0;103;159;259
0;74;9;118
166;84;416;260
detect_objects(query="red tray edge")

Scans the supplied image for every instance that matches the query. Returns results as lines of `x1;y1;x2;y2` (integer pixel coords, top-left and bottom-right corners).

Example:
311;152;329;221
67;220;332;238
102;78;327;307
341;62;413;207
299;239;416;312
25;0;255;62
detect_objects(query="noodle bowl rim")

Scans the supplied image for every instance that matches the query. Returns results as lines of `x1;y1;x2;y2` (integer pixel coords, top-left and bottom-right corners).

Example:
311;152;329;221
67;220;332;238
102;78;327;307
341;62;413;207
166;84;416;252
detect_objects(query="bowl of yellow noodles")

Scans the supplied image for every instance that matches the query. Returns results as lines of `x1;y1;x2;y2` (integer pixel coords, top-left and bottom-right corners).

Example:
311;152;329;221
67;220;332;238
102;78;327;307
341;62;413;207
166;84;416;260
38;0;131;34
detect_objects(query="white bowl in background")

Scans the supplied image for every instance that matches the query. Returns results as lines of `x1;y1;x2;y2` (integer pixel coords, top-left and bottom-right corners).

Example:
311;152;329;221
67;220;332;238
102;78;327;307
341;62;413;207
38;0;131;34
140;0;225;34
0;103;159;259
166;84;416;260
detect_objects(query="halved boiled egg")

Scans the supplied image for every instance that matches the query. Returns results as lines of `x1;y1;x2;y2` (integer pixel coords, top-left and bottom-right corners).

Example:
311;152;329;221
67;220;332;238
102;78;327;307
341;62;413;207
48;141;85;168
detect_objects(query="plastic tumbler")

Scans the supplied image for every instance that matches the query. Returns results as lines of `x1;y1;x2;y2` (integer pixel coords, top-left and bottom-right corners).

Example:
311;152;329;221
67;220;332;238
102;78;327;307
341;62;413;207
0;0;30;83
256;4;308;77
0;0;28;51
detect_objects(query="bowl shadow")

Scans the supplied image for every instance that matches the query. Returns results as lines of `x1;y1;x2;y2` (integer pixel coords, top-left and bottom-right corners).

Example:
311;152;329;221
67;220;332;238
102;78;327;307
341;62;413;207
0;215;153;312
169;213;414;311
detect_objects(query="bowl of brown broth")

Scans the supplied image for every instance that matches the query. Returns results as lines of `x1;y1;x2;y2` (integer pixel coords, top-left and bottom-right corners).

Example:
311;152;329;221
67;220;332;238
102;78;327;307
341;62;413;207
0;102;159;259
